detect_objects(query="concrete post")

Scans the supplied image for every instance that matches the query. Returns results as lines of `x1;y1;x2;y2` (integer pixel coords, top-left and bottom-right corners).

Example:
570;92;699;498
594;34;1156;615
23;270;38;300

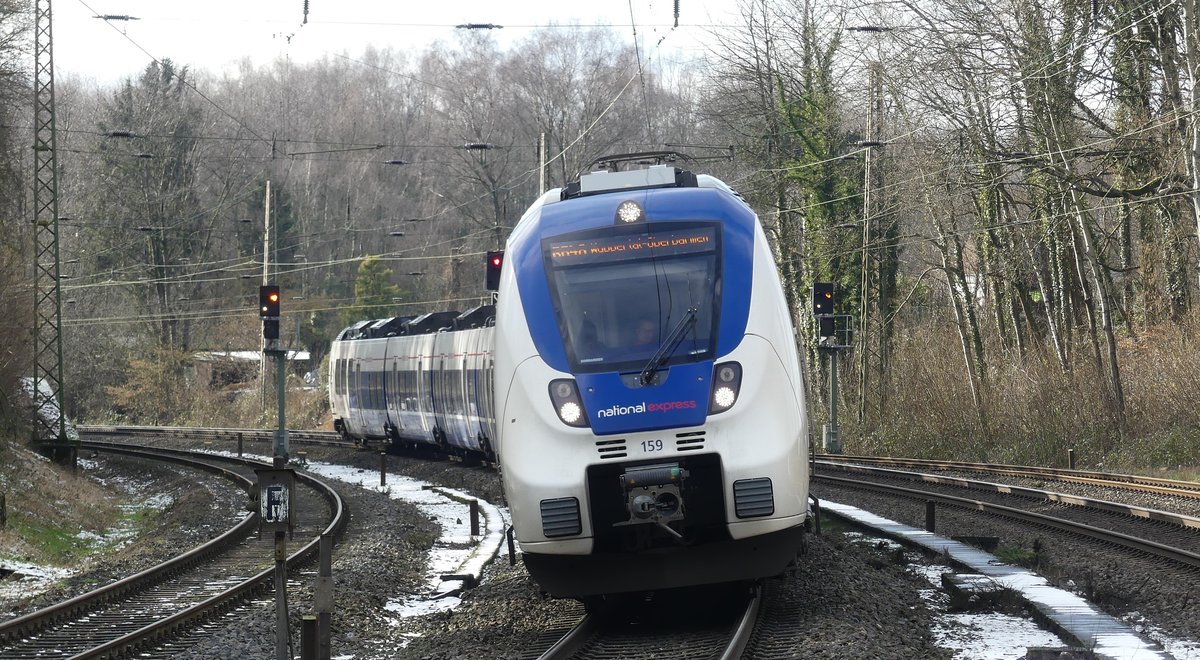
274;531;289;660
317;533;333;659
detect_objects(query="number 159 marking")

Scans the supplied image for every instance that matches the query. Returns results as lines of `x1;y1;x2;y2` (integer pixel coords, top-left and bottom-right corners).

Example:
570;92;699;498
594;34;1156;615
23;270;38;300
640;439;664;453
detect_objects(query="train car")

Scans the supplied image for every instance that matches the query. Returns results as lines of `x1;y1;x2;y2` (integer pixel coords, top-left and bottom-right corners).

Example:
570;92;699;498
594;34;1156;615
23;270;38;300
329;307;496;459
493;154;811;598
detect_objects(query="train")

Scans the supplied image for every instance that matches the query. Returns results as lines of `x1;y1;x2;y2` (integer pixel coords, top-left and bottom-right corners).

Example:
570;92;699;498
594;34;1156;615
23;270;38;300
329;153;811;601
328;306;497;457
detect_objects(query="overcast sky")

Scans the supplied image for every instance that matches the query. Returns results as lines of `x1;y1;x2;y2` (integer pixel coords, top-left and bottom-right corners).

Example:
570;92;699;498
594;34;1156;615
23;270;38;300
53;0;739;84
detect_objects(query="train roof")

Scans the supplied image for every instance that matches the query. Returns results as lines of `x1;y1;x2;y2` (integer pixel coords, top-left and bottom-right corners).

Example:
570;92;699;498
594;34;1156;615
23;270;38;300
335;307;498;343
336;319;375;341
404;311;459;334
552;151;744;204
365;316;410;337
454;305;495;329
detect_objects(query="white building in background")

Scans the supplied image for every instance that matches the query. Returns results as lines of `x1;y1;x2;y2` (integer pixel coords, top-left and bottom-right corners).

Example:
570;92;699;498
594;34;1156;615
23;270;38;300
190;350;311;389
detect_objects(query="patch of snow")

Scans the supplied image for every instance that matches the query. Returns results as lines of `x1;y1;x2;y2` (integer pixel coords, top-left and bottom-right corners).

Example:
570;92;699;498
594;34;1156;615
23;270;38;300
384;593;461;618
917;565;1062;658
0;560;75;602
832;502;1185;660
826;500;1177;660
844;533;1063;658
1122;613;1200;660
211;451;510;621
935;611;1064;660
19;376;80;443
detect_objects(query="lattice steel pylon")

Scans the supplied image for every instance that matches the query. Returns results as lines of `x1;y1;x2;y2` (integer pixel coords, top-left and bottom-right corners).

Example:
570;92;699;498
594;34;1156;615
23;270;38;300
30;0;71;459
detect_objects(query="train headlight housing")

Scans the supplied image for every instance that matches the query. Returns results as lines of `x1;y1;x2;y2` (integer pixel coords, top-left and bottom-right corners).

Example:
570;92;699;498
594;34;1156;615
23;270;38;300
549;379;590;428
708;361;742;414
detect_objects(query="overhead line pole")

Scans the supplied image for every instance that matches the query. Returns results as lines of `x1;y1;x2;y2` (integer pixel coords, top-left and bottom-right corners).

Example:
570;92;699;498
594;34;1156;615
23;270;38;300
261;180;271;413
31;0;73;465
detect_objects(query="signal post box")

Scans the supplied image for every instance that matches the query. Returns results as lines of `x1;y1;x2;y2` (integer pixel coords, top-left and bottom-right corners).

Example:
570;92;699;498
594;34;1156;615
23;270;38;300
255;467;296;537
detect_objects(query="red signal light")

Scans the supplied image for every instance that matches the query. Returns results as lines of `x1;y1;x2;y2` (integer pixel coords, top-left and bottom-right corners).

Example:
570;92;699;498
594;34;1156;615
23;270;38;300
485;251;504;291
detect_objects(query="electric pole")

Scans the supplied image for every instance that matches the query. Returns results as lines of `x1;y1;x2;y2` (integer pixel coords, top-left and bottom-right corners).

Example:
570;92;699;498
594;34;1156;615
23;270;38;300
855;57;889;427
260;180;271;413
31;0;73;464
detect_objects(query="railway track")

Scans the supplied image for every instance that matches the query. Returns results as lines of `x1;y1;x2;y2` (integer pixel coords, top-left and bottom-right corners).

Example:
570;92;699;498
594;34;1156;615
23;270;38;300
79;424;348;447
817;453;1200;498
0;441;348;659
536;585;760;660
814;458;1200;571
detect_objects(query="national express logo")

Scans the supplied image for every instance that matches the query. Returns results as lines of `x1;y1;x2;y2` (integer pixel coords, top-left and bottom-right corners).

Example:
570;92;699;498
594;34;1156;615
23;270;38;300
596;400;698;418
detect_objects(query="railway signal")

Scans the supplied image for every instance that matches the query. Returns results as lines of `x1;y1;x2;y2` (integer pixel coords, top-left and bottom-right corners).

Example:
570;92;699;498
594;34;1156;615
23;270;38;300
260;285;280;339
812;282;849;454
486;251;504;291
812;281;834;315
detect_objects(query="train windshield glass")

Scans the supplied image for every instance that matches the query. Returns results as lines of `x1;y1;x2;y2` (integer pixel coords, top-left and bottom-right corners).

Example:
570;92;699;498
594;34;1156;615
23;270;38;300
543;223;721;373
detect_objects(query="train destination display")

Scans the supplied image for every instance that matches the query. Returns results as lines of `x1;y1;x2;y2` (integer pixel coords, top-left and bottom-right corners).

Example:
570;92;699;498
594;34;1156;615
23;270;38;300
546;225;717;266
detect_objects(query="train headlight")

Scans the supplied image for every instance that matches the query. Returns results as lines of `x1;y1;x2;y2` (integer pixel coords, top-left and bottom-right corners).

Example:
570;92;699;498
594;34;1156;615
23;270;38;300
713;386;737;409
615;200;645;223
548;379;590;428
708;361;742;414
559;401;583;425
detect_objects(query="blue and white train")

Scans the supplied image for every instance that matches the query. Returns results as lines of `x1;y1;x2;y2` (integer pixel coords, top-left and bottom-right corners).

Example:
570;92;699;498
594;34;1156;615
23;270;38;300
330;154;811;599
328;306;496;457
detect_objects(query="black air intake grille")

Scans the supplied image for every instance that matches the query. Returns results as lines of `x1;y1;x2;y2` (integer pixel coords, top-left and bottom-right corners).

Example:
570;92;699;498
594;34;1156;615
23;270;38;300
733;478;774;518
675;430;706;452
596;438;627;459
540;497;582;537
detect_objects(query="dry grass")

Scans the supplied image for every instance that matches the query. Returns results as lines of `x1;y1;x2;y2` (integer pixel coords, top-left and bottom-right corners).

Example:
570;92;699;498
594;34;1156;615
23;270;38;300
0;436;123;566
829;316;1200;475
177;375;330;430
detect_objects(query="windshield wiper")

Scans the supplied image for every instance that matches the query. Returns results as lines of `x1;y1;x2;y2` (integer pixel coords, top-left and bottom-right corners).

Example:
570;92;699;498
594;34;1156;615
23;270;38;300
639;307;698;386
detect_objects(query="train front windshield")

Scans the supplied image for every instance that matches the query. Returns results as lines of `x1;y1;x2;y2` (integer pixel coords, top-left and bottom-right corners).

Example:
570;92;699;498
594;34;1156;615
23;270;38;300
543;222;721;373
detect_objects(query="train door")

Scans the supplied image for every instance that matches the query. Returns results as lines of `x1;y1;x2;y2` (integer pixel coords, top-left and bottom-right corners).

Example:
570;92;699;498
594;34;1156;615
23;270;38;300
458;341;471;450
416;346;432;437
351;361;367;435
449;331;469;450
329;354;344;422
386;355;399;439
461;329;483;453
401;345;421;438
430;333;448;447
476;328;496;456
